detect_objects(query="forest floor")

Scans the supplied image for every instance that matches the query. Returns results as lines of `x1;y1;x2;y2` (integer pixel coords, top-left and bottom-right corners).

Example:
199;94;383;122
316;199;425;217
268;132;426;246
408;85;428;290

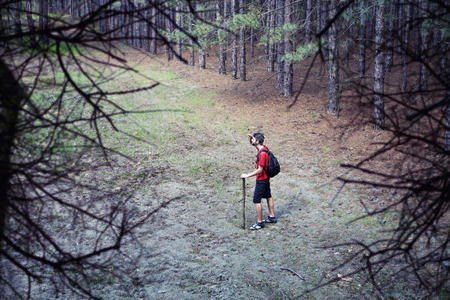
29;46;430;299
76;46;430;300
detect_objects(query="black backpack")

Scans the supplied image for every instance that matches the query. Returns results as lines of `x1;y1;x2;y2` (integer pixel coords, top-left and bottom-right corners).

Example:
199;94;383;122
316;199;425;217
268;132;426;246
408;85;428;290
257;148;280;178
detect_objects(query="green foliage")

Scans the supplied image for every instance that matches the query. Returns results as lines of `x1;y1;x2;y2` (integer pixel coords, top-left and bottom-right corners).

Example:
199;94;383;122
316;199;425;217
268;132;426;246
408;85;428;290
159;28;188;45
342;6;354;21
283;41;318;62
111;1;122;9
192;20;215;40
259;23;298;46
159;3;263;51
229;5;261;30
159;18;216;49
48;12;65;18
321;146;331;152
19;37;84;57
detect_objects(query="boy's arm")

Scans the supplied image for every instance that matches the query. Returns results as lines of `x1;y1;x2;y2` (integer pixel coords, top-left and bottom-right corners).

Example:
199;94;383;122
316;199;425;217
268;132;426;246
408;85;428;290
240;165;263;179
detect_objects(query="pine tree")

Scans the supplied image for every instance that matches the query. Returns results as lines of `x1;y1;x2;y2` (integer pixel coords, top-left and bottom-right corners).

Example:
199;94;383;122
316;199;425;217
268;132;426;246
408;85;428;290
26;0;33;30
385;0;395;72
305;0;312;43
358;0;366;78
39;0;49;42
283;0;293;96
12;0;22;35
401;1;411;92
189;9;195;66
239;0;246;81
175;6;183;60
231;0;238;79
445;100;450;151
373;0;385;130
419;0;429;91
275;0;285;90
150;1;157;54
327;0;339;114
218;1;226;74
267;0;275;72
166;4;174;61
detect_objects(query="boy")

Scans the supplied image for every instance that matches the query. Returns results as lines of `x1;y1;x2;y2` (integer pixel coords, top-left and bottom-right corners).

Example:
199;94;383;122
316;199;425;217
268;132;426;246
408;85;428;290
241;133;277;230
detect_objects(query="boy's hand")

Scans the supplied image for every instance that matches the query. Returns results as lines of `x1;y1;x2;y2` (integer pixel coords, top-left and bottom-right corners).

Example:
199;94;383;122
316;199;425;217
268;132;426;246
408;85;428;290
240;173;248;179
248;134;254;145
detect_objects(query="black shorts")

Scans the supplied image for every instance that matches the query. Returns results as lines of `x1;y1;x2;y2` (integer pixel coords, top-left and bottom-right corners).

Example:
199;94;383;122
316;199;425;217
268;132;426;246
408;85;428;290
253;179;271;204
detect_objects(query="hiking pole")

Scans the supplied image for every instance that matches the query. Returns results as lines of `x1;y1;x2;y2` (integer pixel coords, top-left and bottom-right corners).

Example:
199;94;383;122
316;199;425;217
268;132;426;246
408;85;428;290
242;178;245;229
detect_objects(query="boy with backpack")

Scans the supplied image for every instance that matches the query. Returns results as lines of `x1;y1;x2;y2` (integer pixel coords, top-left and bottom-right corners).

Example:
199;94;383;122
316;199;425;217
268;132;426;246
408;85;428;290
240;133;279;230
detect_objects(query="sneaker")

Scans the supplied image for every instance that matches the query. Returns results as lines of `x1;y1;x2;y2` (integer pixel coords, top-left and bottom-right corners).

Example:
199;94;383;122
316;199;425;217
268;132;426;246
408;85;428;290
249;222;265;230
264;216;278;223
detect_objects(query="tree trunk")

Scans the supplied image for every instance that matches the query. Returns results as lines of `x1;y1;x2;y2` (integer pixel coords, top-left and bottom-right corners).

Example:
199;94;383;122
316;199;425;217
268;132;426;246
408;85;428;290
344;2;354;68
396;0;402;54
413;4;420;57
267;0;275;72
358;0;366;78
176;6;183;60
135;3;140;47
367;4;375;47
199;48;206;69
26;0;34;30
143;5;150;52
305;0;312;43
134;1;140;48
121;0;127;41
401;2;410;92
188;11;195;66
320;0;329;58
109;4;115;39
149;1;157;54
197;3;205;69
264;3;270;60
419;0;429;91
432;8;440;56
12;0;22;36
218;1;226;74
316;0;321;36
166;5;173;60
128;1;133;45
385;0;395;72
239;0;246;81
39;0;49;42
283;0;293;96
86;0;92;15
0;59;24;240
231;0;238;79
445;98;450;152
99;0;106;34
275;0;285;90
327;0;339;114
250;27;255;58
373;0;385;130
440;26;449;150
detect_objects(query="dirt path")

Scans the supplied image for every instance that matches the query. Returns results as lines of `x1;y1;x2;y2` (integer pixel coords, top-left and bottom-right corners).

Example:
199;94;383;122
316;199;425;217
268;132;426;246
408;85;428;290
78;49;418;299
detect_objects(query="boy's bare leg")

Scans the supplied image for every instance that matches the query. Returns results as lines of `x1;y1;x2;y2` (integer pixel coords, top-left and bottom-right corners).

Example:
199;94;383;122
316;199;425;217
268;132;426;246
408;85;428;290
267;197;275;218
255;203;263;223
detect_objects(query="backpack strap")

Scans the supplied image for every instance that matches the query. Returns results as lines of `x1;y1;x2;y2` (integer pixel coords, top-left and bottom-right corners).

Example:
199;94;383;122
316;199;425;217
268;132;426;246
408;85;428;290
256;148;269;168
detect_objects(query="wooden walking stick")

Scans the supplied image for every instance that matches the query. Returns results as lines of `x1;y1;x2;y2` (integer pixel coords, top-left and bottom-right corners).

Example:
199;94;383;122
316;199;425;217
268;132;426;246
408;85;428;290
242;178;246;229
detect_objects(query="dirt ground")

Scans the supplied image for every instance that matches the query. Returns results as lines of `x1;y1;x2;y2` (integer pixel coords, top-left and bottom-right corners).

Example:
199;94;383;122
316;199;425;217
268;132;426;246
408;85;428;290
75;48;426;300
16;47;429;299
